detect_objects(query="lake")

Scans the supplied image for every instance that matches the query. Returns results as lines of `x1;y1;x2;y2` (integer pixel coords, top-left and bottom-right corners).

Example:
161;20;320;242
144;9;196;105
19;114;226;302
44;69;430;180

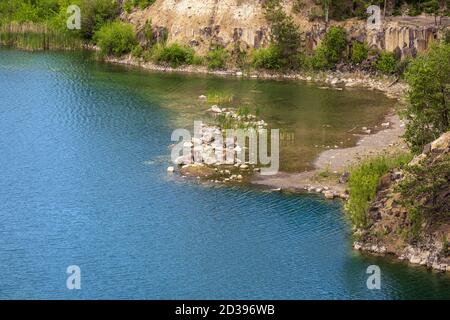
0;49;449;299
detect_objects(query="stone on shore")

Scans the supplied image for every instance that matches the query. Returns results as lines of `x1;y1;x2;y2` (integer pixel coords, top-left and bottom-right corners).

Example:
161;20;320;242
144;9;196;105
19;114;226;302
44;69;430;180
211;105;222;113
323;190;335;199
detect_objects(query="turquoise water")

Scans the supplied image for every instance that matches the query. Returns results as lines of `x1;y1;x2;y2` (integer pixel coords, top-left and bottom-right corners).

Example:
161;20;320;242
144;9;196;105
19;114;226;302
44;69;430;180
0;49;449;299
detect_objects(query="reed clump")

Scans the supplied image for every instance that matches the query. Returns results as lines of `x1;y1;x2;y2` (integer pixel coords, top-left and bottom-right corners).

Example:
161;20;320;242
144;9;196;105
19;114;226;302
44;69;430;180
0;22;82;51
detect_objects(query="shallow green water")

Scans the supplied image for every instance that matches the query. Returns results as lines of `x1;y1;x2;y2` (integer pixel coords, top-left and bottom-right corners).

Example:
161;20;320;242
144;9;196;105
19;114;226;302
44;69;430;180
91;57;394;172
1;49;449;299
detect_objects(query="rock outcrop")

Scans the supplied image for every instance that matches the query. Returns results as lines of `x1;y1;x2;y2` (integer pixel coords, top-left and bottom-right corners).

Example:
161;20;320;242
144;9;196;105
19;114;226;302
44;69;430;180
124;1;449;58
354;132;450;272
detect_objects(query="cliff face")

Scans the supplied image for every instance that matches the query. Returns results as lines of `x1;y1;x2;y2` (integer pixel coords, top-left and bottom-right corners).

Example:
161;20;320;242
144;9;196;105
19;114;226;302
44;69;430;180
354;132;450;272
124;0;269;54
123;0;449;57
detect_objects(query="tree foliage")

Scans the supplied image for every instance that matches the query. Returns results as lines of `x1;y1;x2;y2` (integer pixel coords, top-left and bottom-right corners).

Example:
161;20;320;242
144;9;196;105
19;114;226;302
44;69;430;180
403;43;450;153
263;0;304;69
312;26;347;69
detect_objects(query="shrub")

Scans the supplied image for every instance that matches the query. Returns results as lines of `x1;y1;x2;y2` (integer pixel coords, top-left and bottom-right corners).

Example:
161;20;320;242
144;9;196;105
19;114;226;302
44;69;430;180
94;21;137;57
206;47;229;70
292;0;306;13
192;55;204;66
351;41;368;63
345;153;412;229
251;46;281;70
375;52;397;74
155;43;194;67
131;44;143;58
143;19;153;48
311;45;330;69
124;0;156;11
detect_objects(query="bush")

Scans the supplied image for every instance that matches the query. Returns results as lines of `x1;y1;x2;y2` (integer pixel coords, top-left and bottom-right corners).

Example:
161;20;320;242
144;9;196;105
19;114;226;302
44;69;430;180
351;41;368;63
345;153;412;229
292;0;306;13
154;43;194;67
375;52;397;74
206;48;229;70
143;19;153;47
123;0;156;11
311;45;330;69
192;55;204;66
251;46;281;70
131;45;143;58
94;21;137;57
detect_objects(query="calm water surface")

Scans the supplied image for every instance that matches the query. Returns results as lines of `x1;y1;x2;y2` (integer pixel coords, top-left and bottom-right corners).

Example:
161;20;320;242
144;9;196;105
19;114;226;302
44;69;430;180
0;49;449;299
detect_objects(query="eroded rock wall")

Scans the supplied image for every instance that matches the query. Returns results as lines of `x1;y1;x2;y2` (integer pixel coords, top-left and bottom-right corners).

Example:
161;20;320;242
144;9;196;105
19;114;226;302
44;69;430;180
124;0;449;58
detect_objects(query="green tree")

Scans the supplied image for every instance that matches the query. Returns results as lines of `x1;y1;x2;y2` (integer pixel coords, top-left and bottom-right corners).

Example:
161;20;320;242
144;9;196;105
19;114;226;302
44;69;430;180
403;43;450;153
264;0;304;69
79;0;120;40
312;26;347;69
423;0;440;25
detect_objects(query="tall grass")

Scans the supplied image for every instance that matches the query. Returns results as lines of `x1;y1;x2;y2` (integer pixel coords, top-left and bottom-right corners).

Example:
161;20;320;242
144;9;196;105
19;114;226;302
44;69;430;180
206;91;234;105
0;22;82;51
345;153;412;229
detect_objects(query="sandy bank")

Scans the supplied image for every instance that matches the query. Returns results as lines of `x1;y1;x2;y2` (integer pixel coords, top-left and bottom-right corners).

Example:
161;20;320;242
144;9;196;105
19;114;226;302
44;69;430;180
252;112;407;198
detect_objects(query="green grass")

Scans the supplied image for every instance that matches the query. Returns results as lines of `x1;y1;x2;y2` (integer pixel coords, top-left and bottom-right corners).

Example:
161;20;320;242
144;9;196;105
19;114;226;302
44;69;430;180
206;92;234;105
345;153;412;229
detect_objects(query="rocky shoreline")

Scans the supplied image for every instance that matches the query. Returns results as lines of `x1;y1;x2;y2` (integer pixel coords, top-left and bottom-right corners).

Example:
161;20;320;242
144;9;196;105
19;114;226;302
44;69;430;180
106;54;407;100
353;132;450;273
168;105;268;185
